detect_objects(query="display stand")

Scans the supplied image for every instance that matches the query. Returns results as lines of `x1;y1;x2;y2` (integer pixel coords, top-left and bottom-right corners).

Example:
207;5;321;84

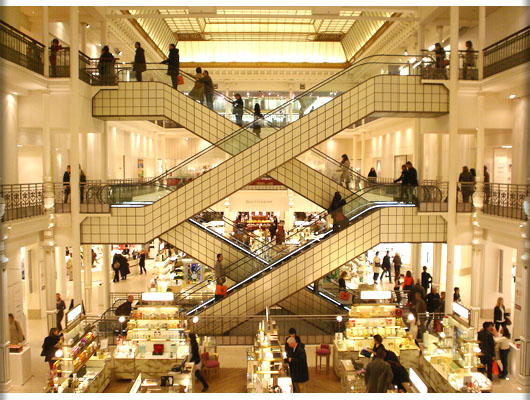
128;372;194;393
9;346;32;385
421;314;492;393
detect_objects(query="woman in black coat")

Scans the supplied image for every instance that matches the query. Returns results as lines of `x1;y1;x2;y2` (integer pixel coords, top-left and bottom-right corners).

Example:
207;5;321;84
161;44;180;89
41;328;61;369
187;333;208;392
98;45;115;85
494;297;507;332
133;41;146;82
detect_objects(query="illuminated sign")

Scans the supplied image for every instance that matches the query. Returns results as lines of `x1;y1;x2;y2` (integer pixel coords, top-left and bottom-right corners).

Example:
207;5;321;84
453;302;470;321
409;368;428;393
360;291;392;300
66;304;83;326
141;292;174;302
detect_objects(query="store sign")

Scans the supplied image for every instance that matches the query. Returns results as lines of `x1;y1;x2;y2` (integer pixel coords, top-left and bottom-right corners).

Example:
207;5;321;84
360;290;392;300
67;304;83;325
453;302;470;321
141;292;174;302
409;368;428;393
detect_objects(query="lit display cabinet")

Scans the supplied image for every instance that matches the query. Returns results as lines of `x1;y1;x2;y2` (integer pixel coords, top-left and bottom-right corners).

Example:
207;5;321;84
421;309;492;393
128;372;193;394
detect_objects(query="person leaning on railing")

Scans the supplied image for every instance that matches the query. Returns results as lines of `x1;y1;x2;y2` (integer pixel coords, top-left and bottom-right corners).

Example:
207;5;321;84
98;45;115;85
133;42;146;82
463;40;476;80
49;38;62;77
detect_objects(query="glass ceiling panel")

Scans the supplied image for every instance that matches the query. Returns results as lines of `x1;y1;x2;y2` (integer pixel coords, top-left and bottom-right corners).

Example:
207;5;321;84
216;9;312;16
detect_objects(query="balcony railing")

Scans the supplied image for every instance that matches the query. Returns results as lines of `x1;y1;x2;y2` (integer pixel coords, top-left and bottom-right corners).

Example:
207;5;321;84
0;20;44;75
420;50;479;80
483;183;529;220
0;183;44;222
484;25;530;78
53;181;110;214
456;182;475;213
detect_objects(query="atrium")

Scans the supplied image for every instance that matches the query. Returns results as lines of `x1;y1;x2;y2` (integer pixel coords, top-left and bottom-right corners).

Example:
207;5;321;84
0;3;529;398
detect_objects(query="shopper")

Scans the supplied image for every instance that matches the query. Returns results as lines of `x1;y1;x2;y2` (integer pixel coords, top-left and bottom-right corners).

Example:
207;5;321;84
284;327;302;358
410;279;426;304
188;67;205;103
478;322;496;380
393;253;402;283
434;42;448;69
494;297;508;333
338;271;347;291
404;161;418;202
187;333;209;392
463;40;476;79
368;167;377;183
425;286;441;330
372;251;381;283
232;93;244;127
49;38;63;77
112;253;121;282
41;328;61;370
484;166;491;203
79;165;87;204
494;327;511;379
453;287;462;303
382;250;392;283
414;292;427;337
269;215;278;241
337;154;351;188
98;45;115;85
366;334;386;356
365;349;393;393
139;249;147;274
214;253;225;284
115;295;134;317
8;313;24;345
63;165;71;203
421;266;432;291
286;336;309;393
328;191;347;232
252;103;264;138
133;41;146;82
459;166;475;204
437;291;446;314
161;44;180;89
402;271;414;291
56;293;66;331
199;70;214;110
384;350;410;392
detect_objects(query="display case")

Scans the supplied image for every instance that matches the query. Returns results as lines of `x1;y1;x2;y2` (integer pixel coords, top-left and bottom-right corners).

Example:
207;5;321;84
421;316;491;393
129;372;193;394
247;319;291;393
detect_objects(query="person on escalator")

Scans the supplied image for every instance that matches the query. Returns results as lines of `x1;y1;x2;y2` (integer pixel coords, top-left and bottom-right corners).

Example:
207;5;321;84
199;70;214;110
337;154;351;188
188;67;205;104
394;164;408;201
232;94;244;127
404;161;418;203
328;192;347;233
368;167;377;185
253;103;264;138
161;44;180;89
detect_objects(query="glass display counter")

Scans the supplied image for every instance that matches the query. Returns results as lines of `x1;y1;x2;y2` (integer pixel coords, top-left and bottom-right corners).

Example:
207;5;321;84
421;316;492;393
129;372;193;394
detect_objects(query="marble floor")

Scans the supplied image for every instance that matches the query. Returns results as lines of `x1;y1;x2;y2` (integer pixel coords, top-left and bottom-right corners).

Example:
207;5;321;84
6;260;529;394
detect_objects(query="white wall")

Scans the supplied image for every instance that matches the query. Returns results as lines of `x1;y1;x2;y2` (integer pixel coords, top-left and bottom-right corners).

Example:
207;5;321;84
17;146;43;184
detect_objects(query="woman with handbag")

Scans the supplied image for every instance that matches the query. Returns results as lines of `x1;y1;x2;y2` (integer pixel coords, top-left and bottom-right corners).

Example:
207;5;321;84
494;327;511;379
494;297;508;332
338;271;351;303
253;103;264;138
187;333;209;392
41;328;61;370
56;293;66;331
328;192;347;232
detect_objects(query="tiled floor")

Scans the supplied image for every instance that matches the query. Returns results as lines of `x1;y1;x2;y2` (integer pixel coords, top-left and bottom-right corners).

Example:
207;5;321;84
6;260;529;393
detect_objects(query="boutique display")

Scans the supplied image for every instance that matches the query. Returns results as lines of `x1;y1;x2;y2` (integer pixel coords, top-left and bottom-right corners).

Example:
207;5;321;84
128;372;193;393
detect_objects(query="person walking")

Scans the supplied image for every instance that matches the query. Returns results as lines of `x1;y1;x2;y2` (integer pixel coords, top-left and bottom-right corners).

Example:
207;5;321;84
8;313;24;345
115;295;134;317
459;166;475;204
394;164;408;201
112;253;121;282
494;327;511;379
453;287;462;303
405;161;418;203
269;215;278;241
199;70;214;110
214;254;225;284
421;266;432;291
337;154;351;188
382;250;392;283
232;93;244;127
63;165;71;203
365;349;393;393
328;192;347;232
286;336;309;393
49;38;63;77
139;249;147;274
79;165;87;204
56;293;66;331
252;103;263;138
484;166;491;204
402;271;414;291
393;253;402;284
372;251;381;283
41;328;61;370
368;167;377;183
425;286;441;330
478;322;496;380
161;44;180;89
98;45;115;85
133;41;146;82
413;292;427;337
410;279;426;304
187;333;209;392
188;67;205;103
494;297;507;333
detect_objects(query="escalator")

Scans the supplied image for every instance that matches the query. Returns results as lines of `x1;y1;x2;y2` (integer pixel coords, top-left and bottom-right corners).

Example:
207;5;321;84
81;55;448;245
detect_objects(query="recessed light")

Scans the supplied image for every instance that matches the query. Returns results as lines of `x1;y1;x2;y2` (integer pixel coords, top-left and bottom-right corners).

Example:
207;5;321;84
509;94;516;99
17;144;22;147
86;24;90;29
98;43;101;46
12;92;18;95
501;145;512;149
184;137;188;141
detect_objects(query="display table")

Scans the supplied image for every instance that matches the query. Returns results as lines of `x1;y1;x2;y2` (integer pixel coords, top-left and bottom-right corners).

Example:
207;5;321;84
129;372;193;393
9;346;32;385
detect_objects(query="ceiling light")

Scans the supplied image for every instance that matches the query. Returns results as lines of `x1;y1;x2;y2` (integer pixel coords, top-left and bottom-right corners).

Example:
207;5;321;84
501;145;512;149
12;92;18;95
98;43;101;47
428;45;435;51
336;315;342;322
509;94;516;99
184;137;188;141
404;49;408;56
17;144;22;147
192;316;199;323
86;24;90;29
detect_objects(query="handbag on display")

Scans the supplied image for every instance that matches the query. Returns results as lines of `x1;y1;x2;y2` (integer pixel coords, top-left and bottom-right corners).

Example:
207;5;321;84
340;291;351;301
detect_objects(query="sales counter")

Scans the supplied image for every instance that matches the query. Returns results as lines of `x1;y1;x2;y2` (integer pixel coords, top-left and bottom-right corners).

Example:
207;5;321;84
129;372;193;394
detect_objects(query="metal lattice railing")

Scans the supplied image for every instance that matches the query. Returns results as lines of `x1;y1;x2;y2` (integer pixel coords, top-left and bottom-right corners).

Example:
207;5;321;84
0;19;44;75
483;183;529;220
0;183;44;221
484;25;530;78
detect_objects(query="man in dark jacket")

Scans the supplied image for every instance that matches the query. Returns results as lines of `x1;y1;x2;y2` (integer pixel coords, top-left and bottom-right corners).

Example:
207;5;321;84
365;349;393;393
199;70;214;110
459;166;475;203
405;161;418;203
63;165;71;203
115;295;134;316
133;41;146;82
286;337;309;392
284;327;302;358
478;322;496;380
421;266;432;291
161;44;179;88
382;250;392;283
425;286;441;329
98;45;115;85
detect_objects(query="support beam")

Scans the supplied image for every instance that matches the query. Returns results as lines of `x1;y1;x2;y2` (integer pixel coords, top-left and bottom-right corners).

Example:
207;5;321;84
478;6;486;80
83;245;92;313
0;236;11;391
475;93;485;209
43;244;57;331
42;6;49;77
433;243;442;288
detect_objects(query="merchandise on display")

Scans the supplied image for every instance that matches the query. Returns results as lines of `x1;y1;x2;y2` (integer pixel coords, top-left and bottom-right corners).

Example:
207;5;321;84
128;371;194;393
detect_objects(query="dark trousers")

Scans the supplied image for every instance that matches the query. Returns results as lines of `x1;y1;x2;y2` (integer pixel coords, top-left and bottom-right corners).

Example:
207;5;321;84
64;186;70;203
139;263;146;274
113;270;120;282
479;355;493;380
136;70;142;82
170;74;178;89
383;267;392;282
205;93;213;110
57;313;63;331
80;185;85;203
195;369;208;388
373;272;380;282
499;348;510;378
235;113;243;127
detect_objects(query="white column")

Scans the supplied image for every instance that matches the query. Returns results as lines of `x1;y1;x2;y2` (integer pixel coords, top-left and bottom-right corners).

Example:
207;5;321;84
417;23;424;52
154;238;160;260
445;6;459;315
1;93;18;185
70;6;82;305
478;6;486;80
433;243;442;288
475;93;485;209
55;246;67;298
411;243;422;279
100;17;108;47
80;23;87;55
414;119;424;178
360;132;366;176
101;121;109;181
512;96;530;185
43;244;57;331
470;231;484;330
154;131;159;176
102;245;111;310
0;234;11;391
42;6;49;77
436;134;444;181
42;90;55;212
83;245;92;313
